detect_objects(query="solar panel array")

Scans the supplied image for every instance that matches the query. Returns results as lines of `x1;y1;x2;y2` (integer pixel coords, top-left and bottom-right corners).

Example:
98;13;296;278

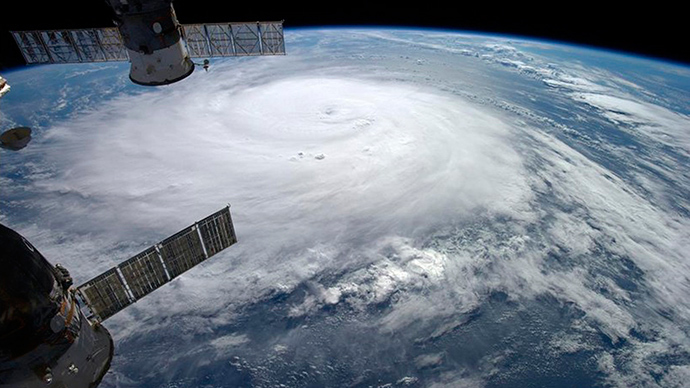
77;268;133;322
11;21;285;65
119;247;168;300
11;28;128;64
77;206;236;322
198;206;237;257
182;22;286;58
158;226;207;278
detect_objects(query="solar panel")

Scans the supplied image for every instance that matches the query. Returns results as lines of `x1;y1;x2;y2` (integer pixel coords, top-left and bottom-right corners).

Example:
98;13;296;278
11;31;51;64
231;23;262;56
93;28;128;61
69;29;108;62
77;206;237;322
259;22;286;55
183;24;211;57
158;226;207;278
11;28;128;65
78;268;133;322
13;22;283;65
118;247;169;300
197;206;237;257
43;30;82;63
205;24;234;56
183;22;285;58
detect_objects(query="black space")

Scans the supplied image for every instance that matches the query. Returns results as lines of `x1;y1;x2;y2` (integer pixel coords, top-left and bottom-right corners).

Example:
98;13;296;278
1;2;687;70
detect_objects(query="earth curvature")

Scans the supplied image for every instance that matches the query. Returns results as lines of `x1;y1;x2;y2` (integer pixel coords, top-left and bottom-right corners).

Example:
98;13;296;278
1;28;690;388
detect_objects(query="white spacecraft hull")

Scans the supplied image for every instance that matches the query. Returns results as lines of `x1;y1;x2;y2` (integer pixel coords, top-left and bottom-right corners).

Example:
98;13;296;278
127;40;194;86
0;77;10;99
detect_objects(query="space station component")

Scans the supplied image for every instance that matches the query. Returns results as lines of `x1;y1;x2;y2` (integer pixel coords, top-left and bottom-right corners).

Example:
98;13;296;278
0;78;33;152
104;0;194;86
0;206;237;387
76;205;237;323
9;0;286;86
0;76;9;99
0;127;32;151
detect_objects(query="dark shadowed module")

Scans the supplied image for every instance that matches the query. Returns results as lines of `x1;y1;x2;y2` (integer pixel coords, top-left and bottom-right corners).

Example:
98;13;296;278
0;224;113;387
0;206;237;387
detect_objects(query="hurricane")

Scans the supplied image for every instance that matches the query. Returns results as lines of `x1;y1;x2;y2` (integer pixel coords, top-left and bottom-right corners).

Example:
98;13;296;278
2;28;689;388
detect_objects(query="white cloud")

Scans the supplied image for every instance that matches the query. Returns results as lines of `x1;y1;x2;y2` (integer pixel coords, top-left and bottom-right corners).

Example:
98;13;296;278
22;73;532;290
3;29;689;388
209;333;250;351
574;92;690;149
415;352;445;369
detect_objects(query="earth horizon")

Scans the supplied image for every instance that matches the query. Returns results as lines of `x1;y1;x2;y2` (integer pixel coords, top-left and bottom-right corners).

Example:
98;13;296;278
1;27;690;388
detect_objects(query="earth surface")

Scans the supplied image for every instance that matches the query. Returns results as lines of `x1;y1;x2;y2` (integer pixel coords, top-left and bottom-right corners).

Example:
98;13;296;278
1;28;690;388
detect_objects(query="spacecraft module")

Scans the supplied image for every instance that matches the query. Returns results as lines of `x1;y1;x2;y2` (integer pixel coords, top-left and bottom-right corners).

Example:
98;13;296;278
10;0;285;85
0;206;237;387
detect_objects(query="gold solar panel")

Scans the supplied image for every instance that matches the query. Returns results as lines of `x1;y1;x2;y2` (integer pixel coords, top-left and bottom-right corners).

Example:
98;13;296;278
78;206;236;322
157;226;207;279
197;206;237;257
78;268;133;322
118;247;169;300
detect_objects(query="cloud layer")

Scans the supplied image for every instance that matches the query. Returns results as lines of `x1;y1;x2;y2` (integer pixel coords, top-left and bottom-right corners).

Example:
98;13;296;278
2;29;689;388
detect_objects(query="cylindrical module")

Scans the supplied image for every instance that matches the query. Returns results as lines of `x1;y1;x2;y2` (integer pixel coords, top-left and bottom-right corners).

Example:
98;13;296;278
0;224;113;387
109;0;194;86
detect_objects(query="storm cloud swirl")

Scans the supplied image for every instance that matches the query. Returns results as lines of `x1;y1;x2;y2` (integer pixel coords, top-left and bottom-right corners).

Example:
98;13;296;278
3;29;690;388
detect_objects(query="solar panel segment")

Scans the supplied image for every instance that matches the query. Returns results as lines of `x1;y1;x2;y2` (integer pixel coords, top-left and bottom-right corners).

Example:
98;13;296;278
12;22;285;65
77;206;236;323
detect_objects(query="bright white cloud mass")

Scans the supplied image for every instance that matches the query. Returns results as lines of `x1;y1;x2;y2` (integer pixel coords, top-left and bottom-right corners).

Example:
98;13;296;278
2;29;690;388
